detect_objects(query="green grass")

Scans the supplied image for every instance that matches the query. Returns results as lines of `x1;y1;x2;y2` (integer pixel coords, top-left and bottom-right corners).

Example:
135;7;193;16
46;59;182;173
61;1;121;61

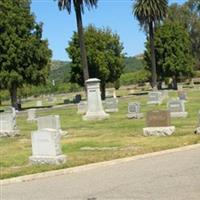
0;89;200;179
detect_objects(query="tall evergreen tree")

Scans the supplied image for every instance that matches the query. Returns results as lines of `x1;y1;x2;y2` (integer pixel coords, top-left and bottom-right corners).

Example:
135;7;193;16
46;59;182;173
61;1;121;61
67;25;125;99
167;2;200;69
144;21;194;88
133;0;168;89
0;0;52;109
57;0;98;84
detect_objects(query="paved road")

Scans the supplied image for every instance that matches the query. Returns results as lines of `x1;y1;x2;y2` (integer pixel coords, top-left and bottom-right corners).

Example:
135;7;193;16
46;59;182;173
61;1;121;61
1;146;200;200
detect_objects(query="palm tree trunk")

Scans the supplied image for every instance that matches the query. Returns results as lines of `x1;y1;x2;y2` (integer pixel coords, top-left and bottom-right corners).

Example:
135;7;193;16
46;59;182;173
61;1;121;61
75;4;89;84
149;21;157;90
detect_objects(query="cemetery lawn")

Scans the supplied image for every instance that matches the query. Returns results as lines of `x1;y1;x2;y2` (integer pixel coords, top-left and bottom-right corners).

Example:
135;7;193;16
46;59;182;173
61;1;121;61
1;89;200;179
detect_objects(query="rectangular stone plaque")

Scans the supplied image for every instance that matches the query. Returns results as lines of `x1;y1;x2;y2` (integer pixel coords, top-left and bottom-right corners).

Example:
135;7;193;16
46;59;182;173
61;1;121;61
146;110;170;127
105;98;118;110
168;100;185;112
0;112;15;131
128;102;140;113
148;92;162;102
31;129;61;156
37;115;60;131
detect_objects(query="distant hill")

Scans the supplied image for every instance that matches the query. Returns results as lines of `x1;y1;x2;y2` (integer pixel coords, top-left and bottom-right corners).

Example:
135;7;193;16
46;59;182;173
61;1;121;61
123;56;144;73
49;56;144;83
49;60;71;83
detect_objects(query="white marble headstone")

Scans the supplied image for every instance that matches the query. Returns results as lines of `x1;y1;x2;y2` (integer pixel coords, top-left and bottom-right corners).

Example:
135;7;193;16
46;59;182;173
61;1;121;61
105;98;118;113
37;115;61;131
29;129;66;165
168;100;188;117
0;111;17;137
147;91;162;104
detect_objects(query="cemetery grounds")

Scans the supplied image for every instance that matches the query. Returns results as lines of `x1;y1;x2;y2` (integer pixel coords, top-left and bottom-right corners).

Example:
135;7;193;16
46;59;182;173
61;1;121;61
0;86;200;179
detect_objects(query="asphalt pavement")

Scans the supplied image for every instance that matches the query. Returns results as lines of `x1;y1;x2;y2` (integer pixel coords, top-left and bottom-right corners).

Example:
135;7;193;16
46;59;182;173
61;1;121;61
1;145;200;200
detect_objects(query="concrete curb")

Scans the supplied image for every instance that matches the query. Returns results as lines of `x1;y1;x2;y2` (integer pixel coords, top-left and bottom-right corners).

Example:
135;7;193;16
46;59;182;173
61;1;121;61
1;143;200;185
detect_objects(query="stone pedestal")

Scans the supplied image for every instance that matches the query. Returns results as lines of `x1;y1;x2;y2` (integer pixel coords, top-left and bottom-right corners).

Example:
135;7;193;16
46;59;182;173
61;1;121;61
143;126;175;136
29;129;66;165
83;78;109;120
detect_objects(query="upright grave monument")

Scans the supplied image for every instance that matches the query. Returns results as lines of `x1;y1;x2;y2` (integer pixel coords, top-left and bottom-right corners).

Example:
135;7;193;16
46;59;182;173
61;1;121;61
29;115;66;164
168;100;188;118
83;78;109;120
127;102;143;119
105;98;118;113
0;107;18;137
143;110;175;136
147;91;162;104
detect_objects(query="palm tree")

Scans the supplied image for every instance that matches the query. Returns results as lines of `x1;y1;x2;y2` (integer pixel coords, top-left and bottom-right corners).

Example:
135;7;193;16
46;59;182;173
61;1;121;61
58;0;98;83
133;0;168;90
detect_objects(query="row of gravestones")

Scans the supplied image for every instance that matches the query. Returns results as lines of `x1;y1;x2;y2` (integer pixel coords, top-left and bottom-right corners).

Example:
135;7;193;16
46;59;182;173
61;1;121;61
29;110;200;165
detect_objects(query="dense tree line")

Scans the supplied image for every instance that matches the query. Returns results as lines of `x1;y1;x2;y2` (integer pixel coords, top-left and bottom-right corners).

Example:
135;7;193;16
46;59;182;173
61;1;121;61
0;0;51;108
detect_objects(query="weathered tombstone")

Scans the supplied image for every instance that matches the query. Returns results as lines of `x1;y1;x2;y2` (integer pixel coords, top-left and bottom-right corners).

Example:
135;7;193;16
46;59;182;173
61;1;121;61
168;100;188;118
143;110;175;136
194;111;200;134
83;78;109;120
105;98;118;113
77;101;87;114
27;109;36;121
29;129;66;165
127;102;143;119
178;91;187;101
37;115;62;134
36;100;42;107
29;115;66;164
147;91;162;104
0;109;18;137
